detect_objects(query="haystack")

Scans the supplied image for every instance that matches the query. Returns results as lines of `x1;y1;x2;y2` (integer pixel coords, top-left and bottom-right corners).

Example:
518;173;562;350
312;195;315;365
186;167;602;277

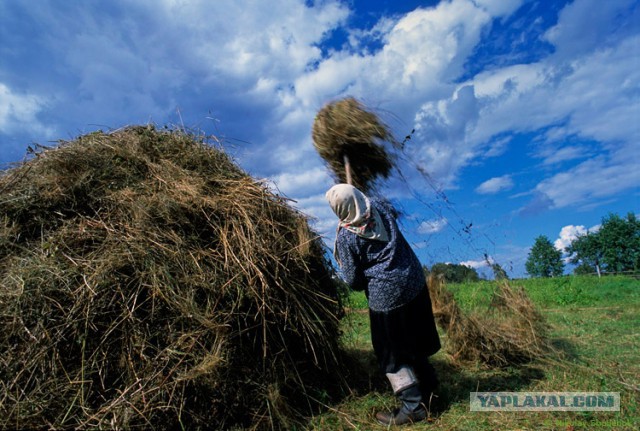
427;274;551;367
312;97;397;192
0;126;346;430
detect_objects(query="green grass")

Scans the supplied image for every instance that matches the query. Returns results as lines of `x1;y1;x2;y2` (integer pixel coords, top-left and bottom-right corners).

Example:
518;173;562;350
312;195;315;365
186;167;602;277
308;275;640;430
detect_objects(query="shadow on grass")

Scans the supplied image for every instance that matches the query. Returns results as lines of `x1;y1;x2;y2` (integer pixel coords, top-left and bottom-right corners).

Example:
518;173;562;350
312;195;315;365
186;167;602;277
427;359;546;416
336;347;549;418
549;337;582;363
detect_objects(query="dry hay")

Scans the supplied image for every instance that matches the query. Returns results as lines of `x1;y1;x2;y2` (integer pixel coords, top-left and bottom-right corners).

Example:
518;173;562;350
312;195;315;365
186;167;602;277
0;126;346;430
427;274;551;367
312;97;397;192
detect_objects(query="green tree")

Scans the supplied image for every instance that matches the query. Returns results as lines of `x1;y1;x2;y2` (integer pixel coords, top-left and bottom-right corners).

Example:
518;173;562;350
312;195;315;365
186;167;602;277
566;231;603;276
568;212;640;274
573;262;596;275
598;212;640;273
428;262;480;283
526;235;564;278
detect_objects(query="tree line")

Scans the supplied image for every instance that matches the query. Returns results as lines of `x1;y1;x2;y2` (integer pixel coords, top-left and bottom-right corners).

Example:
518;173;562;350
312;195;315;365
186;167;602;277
424;260;509;283
525;212;640;278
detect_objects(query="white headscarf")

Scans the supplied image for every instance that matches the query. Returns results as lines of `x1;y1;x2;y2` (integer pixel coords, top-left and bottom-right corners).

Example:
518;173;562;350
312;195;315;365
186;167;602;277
325;184;389;242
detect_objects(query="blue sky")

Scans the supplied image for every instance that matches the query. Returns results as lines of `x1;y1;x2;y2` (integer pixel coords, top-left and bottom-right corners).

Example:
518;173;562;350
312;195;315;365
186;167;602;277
1;0;638;278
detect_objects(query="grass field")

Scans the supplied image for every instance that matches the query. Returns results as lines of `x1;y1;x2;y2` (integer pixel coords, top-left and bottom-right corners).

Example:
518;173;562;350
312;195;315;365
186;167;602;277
308;275;639;430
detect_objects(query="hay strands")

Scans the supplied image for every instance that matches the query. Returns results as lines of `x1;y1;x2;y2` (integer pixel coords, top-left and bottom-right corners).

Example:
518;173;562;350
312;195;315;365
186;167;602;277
0;125;348;430
427;274;552;367
312;97;398;192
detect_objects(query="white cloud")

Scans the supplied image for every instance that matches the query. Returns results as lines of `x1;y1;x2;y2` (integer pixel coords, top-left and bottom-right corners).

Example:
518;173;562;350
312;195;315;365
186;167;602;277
268;167;333;197
539;145;589;165
291;193;339;241
1;0;636;220
259;0;526;191
295;0;520;112
409;0;639;209
472;63;546;100
554;225;587;252
376;1;490;90
0;0;529;190
460;259;490;269
0;0;351;172
535;148;640;210
413;85;479;185
476;175;514;194
153;0;349;82
473;0;523;16
554;223;600;252
484;136;511;157
418;217;448;234
543;0;638;57
293;55;368;107
0;83;50;135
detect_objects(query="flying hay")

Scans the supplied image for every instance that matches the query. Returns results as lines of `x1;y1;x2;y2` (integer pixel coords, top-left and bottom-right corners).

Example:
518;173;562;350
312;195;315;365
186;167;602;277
427;274;551;367
312;97;397;192
0;126;346;430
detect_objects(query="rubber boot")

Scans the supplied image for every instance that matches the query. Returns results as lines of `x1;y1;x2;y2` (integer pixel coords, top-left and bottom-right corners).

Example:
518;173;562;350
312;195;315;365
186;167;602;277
375;384;427;426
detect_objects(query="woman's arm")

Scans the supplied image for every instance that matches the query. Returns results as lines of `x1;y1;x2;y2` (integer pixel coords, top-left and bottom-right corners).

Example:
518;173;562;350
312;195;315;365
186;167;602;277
336;231;367;291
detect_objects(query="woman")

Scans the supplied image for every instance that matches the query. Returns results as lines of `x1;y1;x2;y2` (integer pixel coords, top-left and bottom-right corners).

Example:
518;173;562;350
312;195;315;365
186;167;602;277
326;183;441;426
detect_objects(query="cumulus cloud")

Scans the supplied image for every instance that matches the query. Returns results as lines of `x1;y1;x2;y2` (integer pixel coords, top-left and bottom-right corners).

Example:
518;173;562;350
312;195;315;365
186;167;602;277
460;259;490;269
293;0;509;112
411;0;639;211
257;0;528;191
554;225;587;252
418;217;448;234
413;85;479;185
470;42;638;149
0;83;50;135
0;0;349;157
476;175;514;194
291;193;339;242
554;223;600;252
0;0;637;266
149;0;349;84
373;1;490;91
268;167;333;197
543;0;638;57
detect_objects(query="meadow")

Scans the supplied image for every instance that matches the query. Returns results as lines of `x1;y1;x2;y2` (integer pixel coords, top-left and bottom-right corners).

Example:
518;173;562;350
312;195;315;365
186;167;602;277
309;275;639;431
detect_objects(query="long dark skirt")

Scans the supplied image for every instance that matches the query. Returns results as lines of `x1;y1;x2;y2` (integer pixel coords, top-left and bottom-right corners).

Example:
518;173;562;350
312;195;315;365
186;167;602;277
369;287;441;388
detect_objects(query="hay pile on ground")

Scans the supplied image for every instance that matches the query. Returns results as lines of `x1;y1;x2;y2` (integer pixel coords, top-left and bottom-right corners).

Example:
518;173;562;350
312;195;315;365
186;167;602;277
427;274;551;367
312;97;397;192
0;126;346;430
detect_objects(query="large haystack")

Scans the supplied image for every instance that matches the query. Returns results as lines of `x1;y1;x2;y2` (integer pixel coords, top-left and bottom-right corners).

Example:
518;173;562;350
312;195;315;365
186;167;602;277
0;126;346;430
312;97;397;192
427;274;551;367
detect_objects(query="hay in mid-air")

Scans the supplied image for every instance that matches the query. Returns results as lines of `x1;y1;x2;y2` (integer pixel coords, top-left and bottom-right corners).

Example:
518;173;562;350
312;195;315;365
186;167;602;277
0;126;347;430
312;97;398;192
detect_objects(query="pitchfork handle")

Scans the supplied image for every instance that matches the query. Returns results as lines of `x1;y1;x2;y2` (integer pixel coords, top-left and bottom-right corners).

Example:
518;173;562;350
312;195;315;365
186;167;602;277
343;154;353;185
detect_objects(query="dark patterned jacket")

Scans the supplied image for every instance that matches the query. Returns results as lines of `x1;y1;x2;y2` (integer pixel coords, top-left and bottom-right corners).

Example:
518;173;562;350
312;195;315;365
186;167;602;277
336;198;425;312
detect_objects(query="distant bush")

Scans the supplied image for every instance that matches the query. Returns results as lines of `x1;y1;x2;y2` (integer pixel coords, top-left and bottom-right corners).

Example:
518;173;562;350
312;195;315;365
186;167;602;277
426;262;480;283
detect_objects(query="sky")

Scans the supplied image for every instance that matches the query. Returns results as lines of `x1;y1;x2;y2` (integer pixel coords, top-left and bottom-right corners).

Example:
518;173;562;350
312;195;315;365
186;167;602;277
1;0;638;278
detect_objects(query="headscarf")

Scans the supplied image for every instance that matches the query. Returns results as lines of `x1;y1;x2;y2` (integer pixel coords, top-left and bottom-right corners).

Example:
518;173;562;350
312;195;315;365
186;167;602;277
325;184;389;243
